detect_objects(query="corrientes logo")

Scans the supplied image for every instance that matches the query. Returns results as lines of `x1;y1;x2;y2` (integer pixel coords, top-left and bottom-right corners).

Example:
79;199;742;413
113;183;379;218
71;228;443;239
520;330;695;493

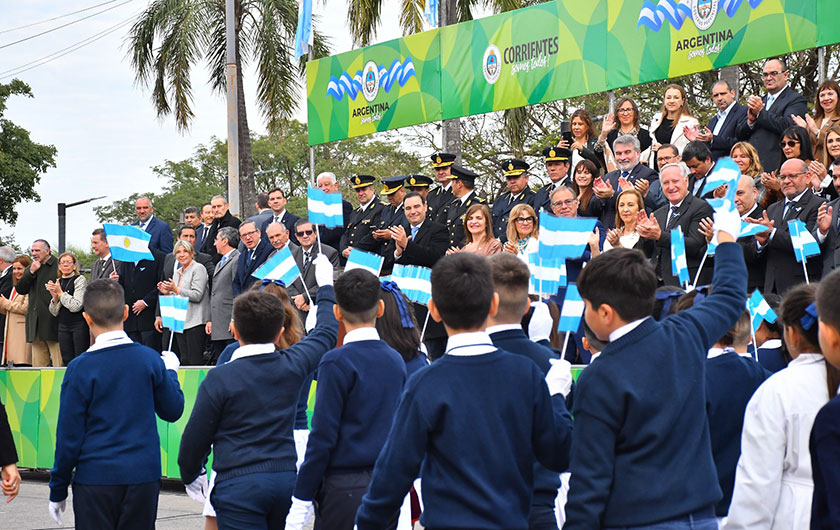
483;45;501;84
361;61;380;102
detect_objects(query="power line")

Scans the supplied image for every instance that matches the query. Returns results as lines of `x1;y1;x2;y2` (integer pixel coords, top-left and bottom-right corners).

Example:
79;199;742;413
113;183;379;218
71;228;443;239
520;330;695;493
0;12;140;81
0;0;134;50
0;1;122;35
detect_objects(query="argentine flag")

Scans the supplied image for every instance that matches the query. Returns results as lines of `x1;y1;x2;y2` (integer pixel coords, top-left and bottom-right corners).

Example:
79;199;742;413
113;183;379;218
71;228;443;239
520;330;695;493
345;249;384;277
558;284;585;333
788;220;821;262
253;246;300;285
307;186;344;228
747;289;777;333
293;0;313;60
159;296;189;333
671;226;690;285
740;221;769;238
391;264;432;305
528;253;566;295
538;212;597;261
104;224;154;262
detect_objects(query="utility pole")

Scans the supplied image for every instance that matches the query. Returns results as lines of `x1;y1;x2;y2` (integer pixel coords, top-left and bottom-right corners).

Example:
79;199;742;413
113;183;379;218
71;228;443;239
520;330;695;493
439;0;461;163
57;196;105;253
225;0;241;216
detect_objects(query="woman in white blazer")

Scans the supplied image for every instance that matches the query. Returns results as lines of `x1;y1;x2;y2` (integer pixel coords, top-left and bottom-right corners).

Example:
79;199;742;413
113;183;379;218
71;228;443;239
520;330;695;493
725;284;839;529
649;83;699;168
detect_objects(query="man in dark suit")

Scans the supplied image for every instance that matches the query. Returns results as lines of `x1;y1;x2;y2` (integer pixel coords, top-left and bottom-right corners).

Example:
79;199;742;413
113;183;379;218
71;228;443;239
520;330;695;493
119;248;164;351
427;152;456;222
438;165;487;248
491;159;537;242
195;203;214;252
90;228;121;282
261;187;300;246
0;246;14;354
233;221;273;296
340;174;386;260
596;135;661;229
393;192;449;359
374;176;408;273
682;141;719;200
204;195;241;263
752;158;825;294
533;147;572;213
818;160;840;273
405;174;438;219
206;227;240;362
637;164;714;287
286;219;340;321
736;58;808;172
315;172;353;251
246;192;273;228
734;175;766;292
133;197;173;254
688;80;748;161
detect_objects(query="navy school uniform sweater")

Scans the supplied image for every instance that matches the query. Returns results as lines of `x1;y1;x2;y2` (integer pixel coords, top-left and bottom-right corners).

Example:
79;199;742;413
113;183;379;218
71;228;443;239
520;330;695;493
704;350;770;516
293;333;407;501
177;285;338;484
49;342;185;502
810;394;840;530
404;350;429;379
217;341;313;430
355;349;573;530
490;327;562;507
564;241;747;529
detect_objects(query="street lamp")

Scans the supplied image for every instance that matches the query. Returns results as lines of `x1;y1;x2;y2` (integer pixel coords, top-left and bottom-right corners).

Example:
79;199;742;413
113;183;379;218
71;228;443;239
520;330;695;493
58;196;106;252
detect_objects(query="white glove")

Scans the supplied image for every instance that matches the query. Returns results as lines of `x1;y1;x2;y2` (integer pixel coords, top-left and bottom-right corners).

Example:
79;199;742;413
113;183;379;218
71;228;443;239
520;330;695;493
305;304;318;332
545;358;573;397
313;254;334;287
184;471;208;504
285;496;315;530
161;350;180;372
49;499;66;525
713;206;741;241
528;301;553;343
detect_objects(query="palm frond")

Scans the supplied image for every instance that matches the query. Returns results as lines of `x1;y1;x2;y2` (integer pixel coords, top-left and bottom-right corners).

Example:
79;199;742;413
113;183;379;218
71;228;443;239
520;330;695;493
399;0;424;36
347;0;383;47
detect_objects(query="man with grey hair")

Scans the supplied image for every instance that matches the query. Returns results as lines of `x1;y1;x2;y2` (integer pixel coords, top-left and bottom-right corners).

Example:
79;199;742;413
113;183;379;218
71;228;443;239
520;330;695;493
206;226;240;362
315;172;353;251
595;134;662;229
0;246;15;355
133;196;173;254
266;222;296;257
204;194;241;263
637;163;714;286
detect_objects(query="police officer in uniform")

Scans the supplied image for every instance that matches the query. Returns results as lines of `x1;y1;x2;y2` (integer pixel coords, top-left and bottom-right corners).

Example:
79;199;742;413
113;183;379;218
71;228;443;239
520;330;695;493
339;174;386;261
491;159;537;242
374;176;408;274
427;152;456;221
533;146;572;213
438;165;486;248
405;174;435;218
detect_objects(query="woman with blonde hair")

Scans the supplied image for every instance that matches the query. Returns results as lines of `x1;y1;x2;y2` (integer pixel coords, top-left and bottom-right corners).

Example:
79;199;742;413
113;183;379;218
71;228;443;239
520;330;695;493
0;256;32;365
603;189;648;252
447;203;502;256
47;251;88;365
157;240;209;365
503;203;539;264
649;83;699;167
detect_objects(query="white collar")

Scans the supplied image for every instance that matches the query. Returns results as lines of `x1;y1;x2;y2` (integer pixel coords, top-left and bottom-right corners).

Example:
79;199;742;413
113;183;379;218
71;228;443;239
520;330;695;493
222;249;236;259
88;330;133;352
139;215;154;225
758;338;782;349
272;210;286;220
590;351;601;362
444;182;452;191
343;327;380;344
360;199;376;211
609;317;648;343
445;331;496;356
741;204;760;220
0;265;9;276
790;352;824;366
409;220;424;230
786;189;807;204
486;323;522;335
718;101;736;118
767;85;787;99
707;346;736;359
669;198;685;210
230;342;276;362
460;191;473;205
100;253;112;262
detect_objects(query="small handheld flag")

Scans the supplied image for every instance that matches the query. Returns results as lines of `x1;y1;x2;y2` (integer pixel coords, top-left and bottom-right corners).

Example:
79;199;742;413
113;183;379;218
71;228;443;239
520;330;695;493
253;246;300;285
538;212;597;261
159;295;189;333
739;221;770;238
747;289;777;333
345;249;384;276
528;254;566;296
670;226;690;286
391;264;432;305
788;220;821;263
557;284;585;333
702;157;740;205
293;0;313;60
307;185;344;228
104;224;154;262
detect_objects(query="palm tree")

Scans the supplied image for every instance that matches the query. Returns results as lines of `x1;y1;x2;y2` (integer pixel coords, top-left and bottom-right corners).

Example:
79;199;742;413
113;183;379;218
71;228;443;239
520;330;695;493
127;0;328;216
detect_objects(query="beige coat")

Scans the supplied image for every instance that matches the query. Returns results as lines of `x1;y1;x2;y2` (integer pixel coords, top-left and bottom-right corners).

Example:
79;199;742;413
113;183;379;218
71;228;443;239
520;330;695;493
0;289;32;365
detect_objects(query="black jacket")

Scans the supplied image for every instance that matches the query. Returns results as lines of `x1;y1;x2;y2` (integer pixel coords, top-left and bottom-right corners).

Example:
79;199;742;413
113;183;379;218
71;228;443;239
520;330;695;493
651;194;714;287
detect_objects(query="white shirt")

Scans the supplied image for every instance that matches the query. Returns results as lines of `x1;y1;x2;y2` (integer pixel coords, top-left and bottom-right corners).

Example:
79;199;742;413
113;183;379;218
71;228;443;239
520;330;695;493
608;317;649;343
445;331;496;356
713;101;737;135
360;199;376;212
764;85;788;111
758;338;782;350
230;342;276;362
759;188;808;248
272;210;287;223
741;203;760;221
486;323;522;335
343;327;380;344
87;330;134;352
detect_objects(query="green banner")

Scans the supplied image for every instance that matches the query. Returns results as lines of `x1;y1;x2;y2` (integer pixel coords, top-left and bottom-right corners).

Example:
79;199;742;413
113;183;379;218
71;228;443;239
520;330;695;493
306;30;442;146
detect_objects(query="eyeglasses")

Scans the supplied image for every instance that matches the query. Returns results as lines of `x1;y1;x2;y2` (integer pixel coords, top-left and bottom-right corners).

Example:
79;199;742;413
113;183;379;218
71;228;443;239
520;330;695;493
762;70;785;78
616;107;634;114
780;140;800;148
514;216;535;223
240;229;259;238
59;260;75;266
779;172;806;181
657;154;678;165
296;229;314;237
551;199;577;207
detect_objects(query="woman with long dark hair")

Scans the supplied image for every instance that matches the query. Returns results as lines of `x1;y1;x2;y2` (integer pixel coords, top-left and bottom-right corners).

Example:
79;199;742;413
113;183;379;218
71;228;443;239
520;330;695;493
571;159;603;219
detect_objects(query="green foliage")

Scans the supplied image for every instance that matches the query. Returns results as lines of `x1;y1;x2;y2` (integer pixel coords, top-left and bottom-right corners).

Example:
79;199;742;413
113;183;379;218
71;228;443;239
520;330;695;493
0;79;57;224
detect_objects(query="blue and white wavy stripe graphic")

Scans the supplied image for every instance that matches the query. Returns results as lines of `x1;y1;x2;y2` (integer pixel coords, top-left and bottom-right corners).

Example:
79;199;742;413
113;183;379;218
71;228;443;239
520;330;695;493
325;58;417;101
637;0;692;31
720;0;763;18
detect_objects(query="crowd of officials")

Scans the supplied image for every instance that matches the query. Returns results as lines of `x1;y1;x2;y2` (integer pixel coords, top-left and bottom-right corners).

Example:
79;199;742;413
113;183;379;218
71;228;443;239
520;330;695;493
0;56;839;528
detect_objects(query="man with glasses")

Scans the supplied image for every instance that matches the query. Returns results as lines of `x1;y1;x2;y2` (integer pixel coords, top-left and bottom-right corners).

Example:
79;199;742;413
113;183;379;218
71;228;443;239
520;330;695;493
686;80;747;161
287;219;339;320
233;221;273;296
492;159;536;242
748;158;825;294
15;239;61;366
596;134;663;229
737;57;808;172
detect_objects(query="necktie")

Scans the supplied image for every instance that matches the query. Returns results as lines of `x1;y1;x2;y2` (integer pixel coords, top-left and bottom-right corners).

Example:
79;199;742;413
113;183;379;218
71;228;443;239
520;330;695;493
248;249;255;265
139;222;146;230
621;171;629;179
667;205;680;229
783;201;795;220
411;226;419;239
220;255;227;266
766;94;776;110
304;251;312;268
274;215;281;224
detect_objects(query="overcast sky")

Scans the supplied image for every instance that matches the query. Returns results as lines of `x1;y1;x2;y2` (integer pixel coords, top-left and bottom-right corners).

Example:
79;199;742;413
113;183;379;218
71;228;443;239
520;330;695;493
2;0;403;250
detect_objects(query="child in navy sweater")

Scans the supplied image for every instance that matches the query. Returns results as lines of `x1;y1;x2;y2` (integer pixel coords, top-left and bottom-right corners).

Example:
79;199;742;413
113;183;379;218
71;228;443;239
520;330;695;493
355;252;574;530
178;255;338;529
812;269;840;529
49;279;184;528
286;270;406;530
565;216;746;529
